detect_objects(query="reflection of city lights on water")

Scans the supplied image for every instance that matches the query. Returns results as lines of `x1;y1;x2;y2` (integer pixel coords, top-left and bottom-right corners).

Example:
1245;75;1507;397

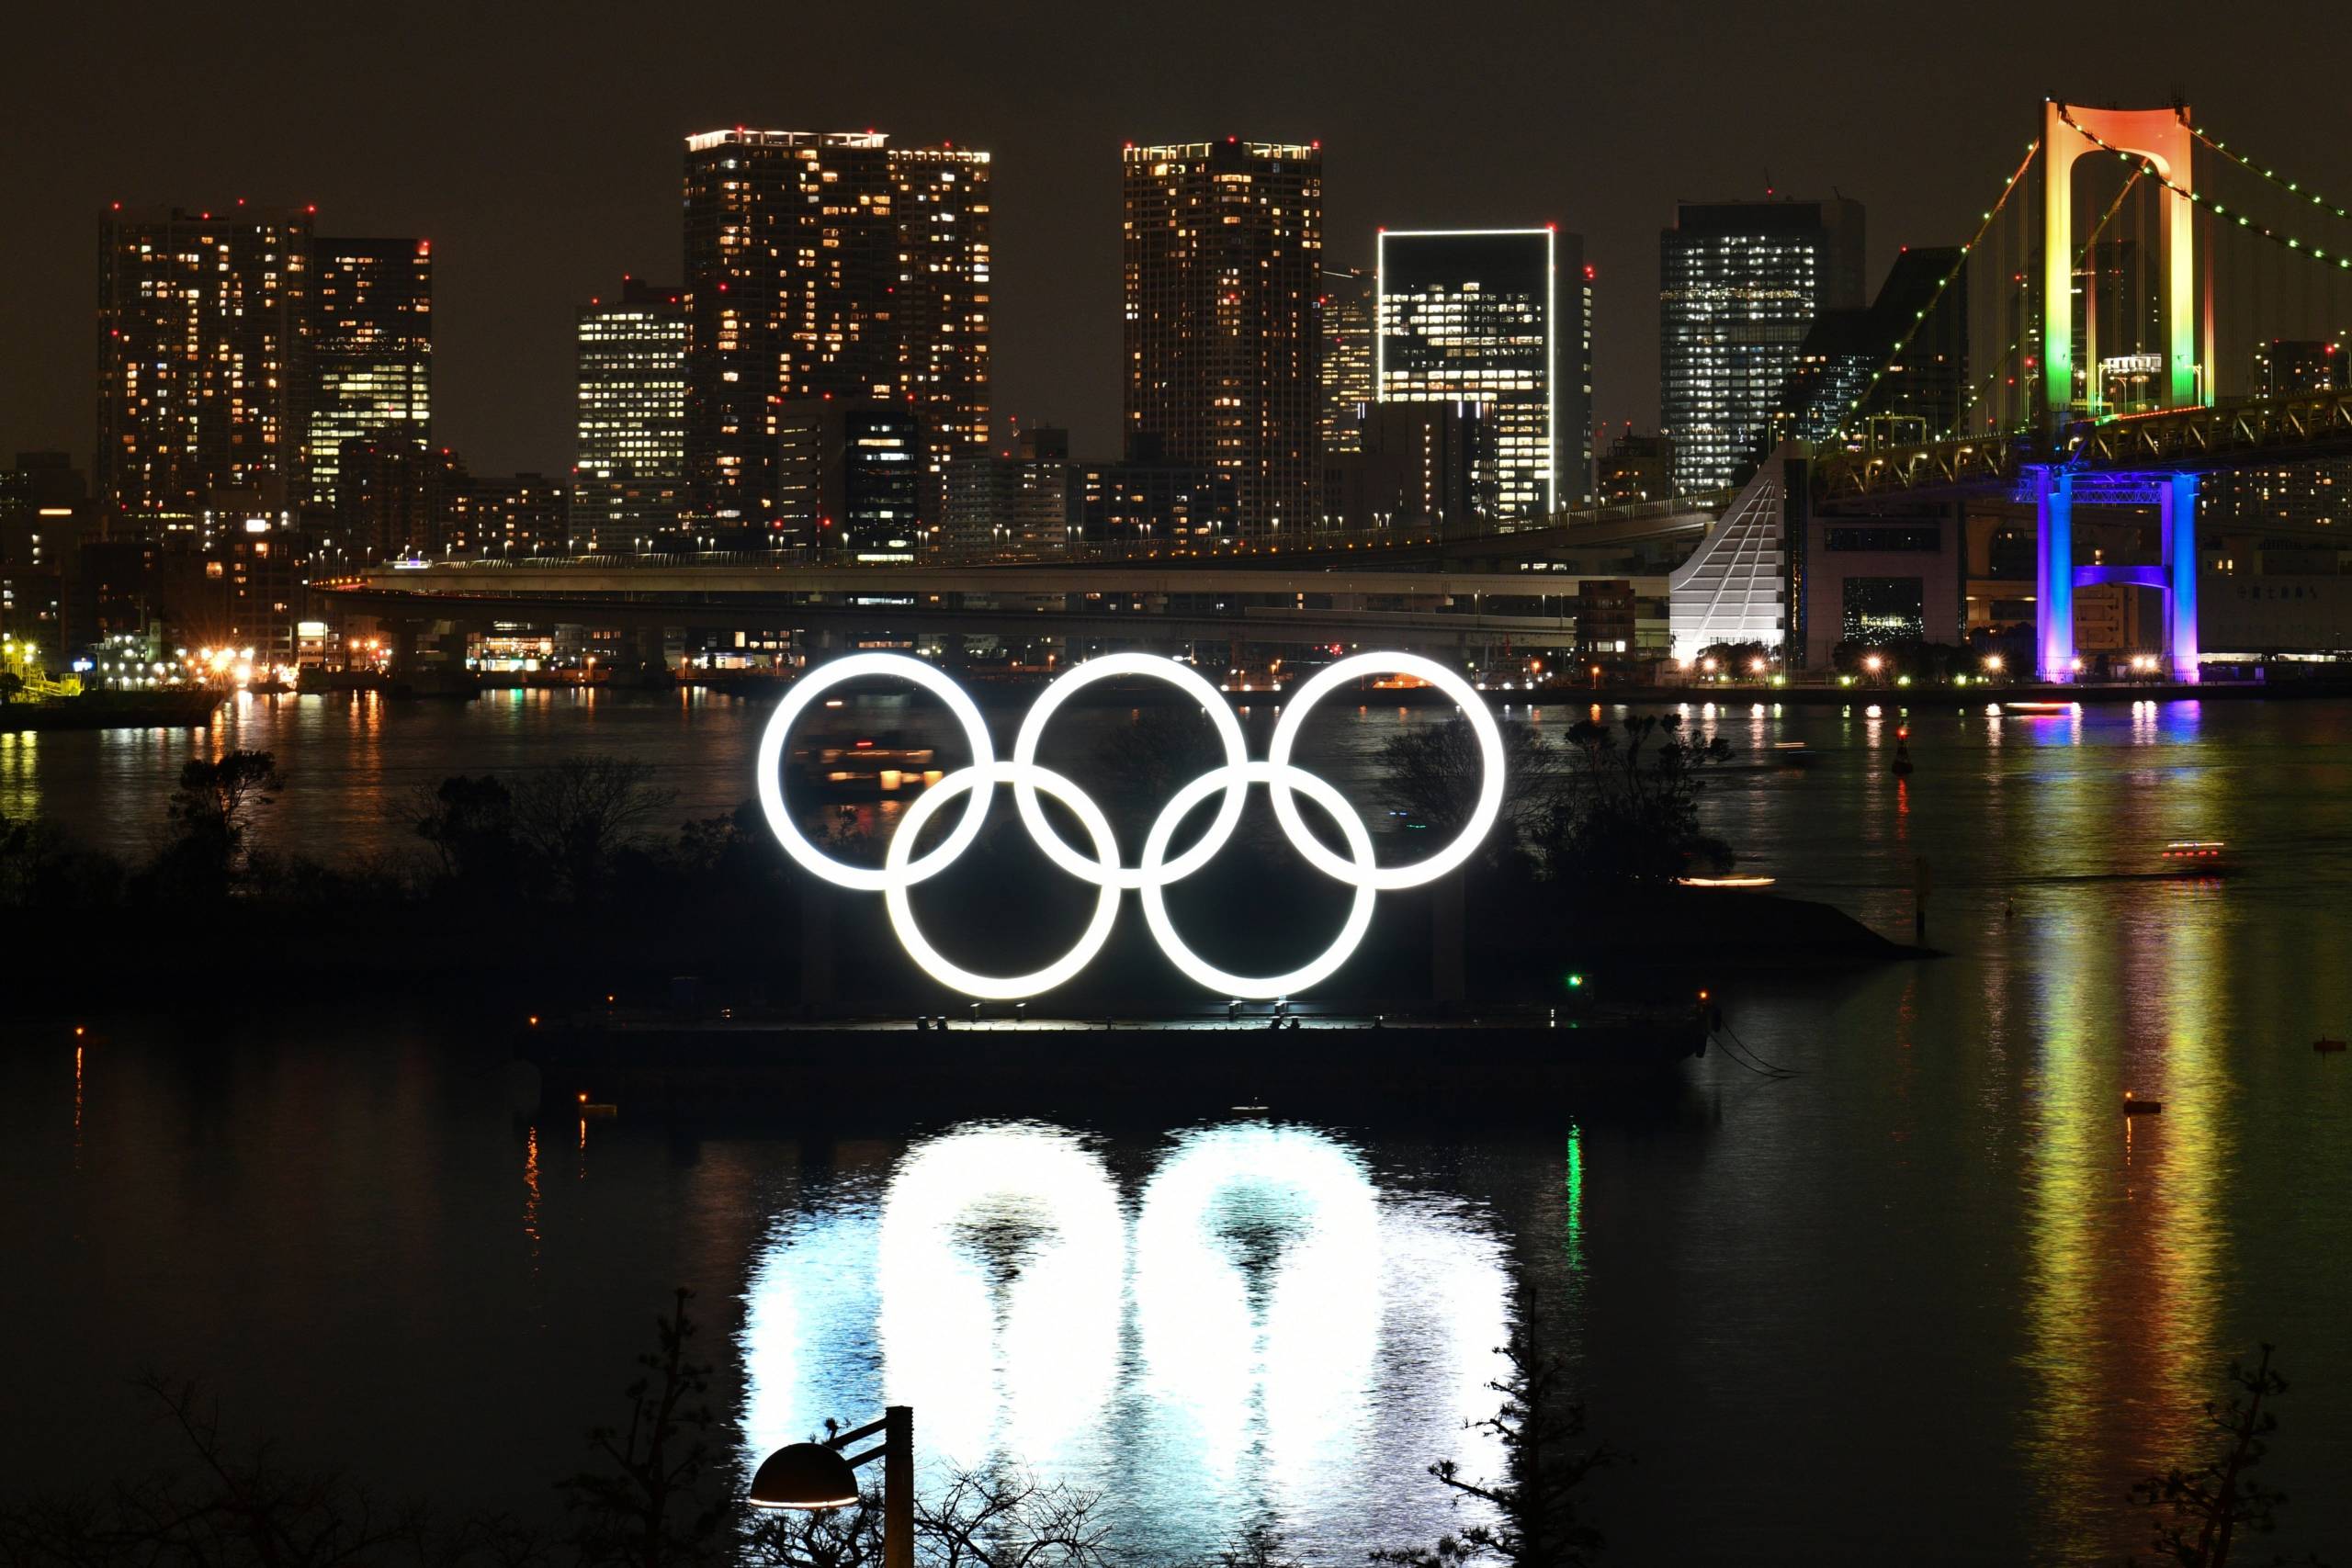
737;1120;1512;1555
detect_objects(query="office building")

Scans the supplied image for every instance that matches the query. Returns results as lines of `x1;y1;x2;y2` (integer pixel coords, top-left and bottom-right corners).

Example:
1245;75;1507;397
1123;140;1321;535
1071;454;1239;543
774;400;923;560
1596;430;1676;506
1322;400;1494;532
304;237;432;507
944;427;1072;553
1775;247;1966;446
572;278;688;551
98;204;314;537
1661;197;1865;492
2255;339;2344;398
681;130;990;540
1319;266;1376;468
157;506;307;669
2;453;86;643
447;471;569;557
331;439;462;562
1377;228;1587;521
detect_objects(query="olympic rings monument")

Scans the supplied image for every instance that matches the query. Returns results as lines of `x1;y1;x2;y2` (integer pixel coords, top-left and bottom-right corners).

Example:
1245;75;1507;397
754;649;1505;1003
523;648;1703;1110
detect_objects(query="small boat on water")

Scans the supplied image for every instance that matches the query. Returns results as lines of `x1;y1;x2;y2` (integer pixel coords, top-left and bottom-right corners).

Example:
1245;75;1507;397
0;689;221;732
2158;840;2233;874
793;731;944;797
2316;1037;2346;1055
2000;700;2076;715
2123;1091;2164;1115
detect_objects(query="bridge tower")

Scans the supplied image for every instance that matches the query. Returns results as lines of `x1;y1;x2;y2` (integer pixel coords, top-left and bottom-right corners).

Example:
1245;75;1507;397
2030;468;2200;683
2041;102;2206;420
2034;103;2207;683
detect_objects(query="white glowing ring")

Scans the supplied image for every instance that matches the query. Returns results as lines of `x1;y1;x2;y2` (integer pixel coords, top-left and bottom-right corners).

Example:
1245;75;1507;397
1137;761;1378;999
752;650;1503;998
1267;651;1504;890
1011;651;1250;888
755;652;996;893
884;761;1123;1000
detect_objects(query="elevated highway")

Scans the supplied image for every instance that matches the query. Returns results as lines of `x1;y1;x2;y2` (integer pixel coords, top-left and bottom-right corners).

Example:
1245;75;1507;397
312;499;1732;660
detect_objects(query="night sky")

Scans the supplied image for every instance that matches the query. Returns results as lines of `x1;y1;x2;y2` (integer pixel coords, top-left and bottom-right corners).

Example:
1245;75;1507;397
8;0;2347;476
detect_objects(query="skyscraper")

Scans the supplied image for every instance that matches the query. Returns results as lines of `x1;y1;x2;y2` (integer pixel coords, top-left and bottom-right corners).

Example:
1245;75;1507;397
98;204;313;538
889;146;994;522
1123;140;1321;536
1319;266;1375;463
1375;228;1589;521
304;237;432;508
1660;197;1865;493
681;129;989;543
572;278;688;551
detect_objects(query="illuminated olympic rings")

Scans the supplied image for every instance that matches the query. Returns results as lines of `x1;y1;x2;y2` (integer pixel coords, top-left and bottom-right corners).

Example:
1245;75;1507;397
754;650;1505;999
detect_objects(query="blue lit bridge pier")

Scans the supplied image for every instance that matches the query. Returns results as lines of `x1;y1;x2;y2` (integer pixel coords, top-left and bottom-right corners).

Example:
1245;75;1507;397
2031;468;2201;683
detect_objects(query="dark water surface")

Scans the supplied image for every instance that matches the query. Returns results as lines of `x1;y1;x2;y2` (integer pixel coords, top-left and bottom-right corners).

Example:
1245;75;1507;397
4;689;2350;1564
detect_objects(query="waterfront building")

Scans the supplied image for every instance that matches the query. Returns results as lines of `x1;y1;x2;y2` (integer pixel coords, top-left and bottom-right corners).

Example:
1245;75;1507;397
98;204;314;538
2201;458;2350;553
170;505;307;670
448;471;569;557
572;278;688;552
774;399;923;560
303;238;432;509
944;427;1072;552
0;453;85;644
682;130;989;541
1661;197;1865;493
1322;400;1494;532
331;439;463;563
2254;339;2344;398
1070;450;1239;543
1376;228;1587;521
1123;140;1321;536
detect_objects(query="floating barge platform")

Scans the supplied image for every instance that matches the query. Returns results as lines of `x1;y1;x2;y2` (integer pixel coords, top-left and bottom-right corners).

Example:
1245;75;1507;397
519;1004;1708;1120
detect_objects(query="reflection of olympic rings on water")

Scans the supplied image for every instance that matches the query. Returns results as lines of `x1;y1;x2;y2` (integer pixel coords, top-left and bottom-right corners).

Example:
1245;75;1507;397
755;649;1504;999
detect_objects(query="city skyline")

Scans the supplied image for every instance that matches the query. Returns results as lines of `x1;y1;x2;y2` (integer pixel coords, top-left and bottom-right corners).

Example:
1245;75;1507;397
11;2;2344;478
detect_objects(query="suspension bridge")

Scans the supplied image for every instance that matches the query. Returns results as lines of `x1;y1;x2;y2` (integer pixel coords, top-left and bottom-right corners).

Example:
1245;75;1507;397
1794;98;2352;681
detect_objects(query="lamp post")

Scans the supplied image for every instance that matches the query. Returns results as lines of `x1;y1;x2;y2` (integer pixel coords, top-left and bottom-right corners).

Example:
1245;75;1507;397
749;1405;912;1568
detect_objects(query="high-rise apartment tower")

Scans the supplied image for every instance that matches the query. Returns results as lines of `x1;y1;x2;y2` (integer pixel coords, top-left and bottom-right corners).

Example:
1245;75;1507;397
682;130;989;544
1123;139;1321;536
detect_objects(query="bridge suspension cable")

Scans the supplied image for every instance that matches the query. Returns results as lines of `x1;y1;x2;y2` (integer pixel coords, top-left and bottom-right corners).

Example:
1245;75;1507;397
1823;138;2041;441
2053;104;2352;270
1944;160;2161;438
2185;121;2352;225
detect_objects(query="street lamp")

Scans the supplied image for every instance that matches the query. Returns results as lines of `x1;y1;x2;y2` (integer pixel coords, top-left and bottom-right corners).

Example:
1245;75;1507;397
750;1405;912;1568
